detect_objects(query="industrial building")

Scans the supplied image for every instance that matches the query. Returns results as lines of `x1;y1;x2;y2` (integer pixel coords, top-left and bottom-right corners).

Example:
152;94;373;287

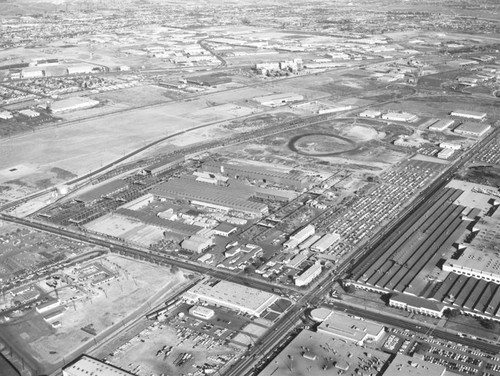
151;177;269;217
437;148;455;160
189;305;215;320
143;156;184;175
75;179;129;205
389;294;445;318
284;224;315;249
183;279;279;317
382;112;418;122
36;299;61;314
63;355;134;376
311;233;340;252
213;222;237;237
443;247;500;284
453;122;491;137
117;193;154;211
66;64;98;75
359;109;382;118
294;261;322;286
253;93;304;107
317;310;385;345
252;186;299;202
49;96;99;114
203;159;309;190
429;119;454;131
181;235;213;253
186;73;232;87
450;110;487;121
18;109;39;118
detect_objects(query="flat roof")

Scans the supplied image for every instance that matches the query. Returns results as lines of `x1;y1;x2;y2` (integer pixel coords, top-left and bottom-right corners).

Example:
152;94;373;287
184;280;279;316
257;329;390;376
51;96;99;111
390;294;444;312
63;355;134;376
451;110;487;117
318;310;385;342
446;247;500;278
383;354;446;376
454;122;491;134
76;179;128;203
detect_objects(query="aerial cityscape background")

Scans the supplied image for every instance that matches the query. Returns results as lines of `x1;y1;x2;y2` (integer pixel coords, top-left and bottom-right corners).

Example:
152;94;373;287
1;1;500;376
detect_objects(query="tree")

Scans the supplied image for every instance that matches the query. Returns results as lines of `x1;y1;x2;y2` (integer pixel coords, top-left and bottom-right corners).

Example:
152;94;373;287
443;308;460;319
479;318;496;330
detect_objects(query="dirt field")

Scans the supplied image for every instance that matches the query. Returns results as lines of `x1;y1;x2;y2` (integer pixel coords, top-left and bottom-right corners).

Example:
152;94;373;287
0;254;187;372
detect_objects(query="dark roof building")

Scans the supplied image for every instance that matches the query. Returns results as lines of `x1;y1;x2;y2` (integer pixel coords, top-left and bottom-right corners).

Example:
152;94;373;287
75;179;128;204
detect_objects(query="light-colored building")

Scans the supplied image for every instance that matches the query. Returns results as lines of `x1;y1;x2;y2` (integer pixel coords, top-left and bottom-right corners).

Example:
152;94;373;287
18;109;39;118
295;261;322;287
181;235;213;253
450;110;487;121
389;294;446;317
290;224;315;244
359;110;382;118
443;247;500;284
311;233;340;253
454;122;491;137
384;354;448;376
184;279;279;317
317;310;385;346
0;111;13;120
189;305;215;320
382;112;418;122
36;299;60;314
429;119;454;131
437;148;455;160
439;142;461;150
253;93;304;107
63;355;134;376
49;96;99;114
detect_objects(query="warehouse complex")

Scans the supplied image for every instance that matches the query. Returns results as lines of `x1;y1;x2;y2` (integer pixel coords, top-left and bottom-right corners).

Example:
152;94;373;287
349;181;500;320
151;177;269;216
183;279;279;317
202;159;309;190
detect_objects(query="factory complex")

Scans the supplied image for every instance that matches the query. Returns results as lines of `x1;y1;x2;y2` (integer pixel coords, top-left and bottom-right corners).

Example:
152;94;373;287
349;180;500;320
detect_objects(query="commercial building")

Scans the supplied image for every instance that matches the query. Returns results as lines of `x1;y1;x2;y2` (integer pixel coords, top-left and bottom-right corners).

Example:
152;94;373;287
311;233;340;252
252;187;299;202
439;142;461;150
382;112;418;122
253;93;304;107
256;329;390;376
189;305;215;320
184;279;279;317
450;110;487;121
389;294;446;318
453;122;491;137
50;96;99;114
63;355;134;376
203;159;309;190
429;119;454;131
384;354;448;376
181;235;213;253
151;177;268;217
66;65;98;75
437;148;455;160
295;261;322;286
317;310;385;346
290;224;315;244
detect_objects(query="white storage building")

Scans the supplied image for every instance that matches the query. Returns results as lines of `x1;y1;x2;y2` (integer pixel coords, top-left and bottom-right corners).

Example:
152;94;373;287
295;261;322;287
311;233;340;253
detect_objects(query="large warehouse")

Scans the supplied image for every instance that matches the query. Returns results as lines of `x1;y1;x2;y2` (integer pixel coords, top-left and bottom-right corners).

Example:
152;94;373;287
183;279;279;317
63;355;134;376
50;96;99;114
203;159;309;190
151;177;268;216
453;122;491;137
450;110;487;121
253;93;304;107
